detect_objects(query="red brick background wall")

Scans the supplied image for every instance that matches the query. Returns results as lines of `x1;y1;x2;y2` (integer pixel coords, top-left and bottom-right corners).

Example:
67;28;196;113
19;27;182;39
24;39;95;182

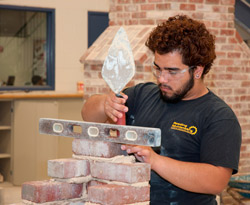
81;0;250;203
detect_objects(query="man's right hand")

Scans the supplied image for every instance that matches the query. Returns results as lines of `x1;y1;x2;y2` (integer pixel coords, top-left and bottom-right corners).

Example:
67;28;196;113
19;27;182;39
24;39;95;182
81;92;128;123
104;92;128;123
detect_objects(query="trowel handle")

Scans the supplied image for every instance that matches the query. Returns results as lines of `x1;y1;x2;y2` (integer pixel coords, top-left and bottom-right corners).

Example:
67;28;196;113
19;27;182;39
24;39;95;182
116;93;126;125
117;112;126;125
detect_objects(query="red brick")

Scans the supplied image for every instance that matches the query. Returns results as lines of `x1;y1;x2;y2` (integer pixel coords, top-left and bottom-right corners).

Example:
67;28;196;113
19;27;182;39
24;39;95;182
133;0;146;3
90;161;150;183
180;3;196;10
191;12;204;20
156;3;171;10
212;5;228;13
72;138;124;158
190;0;203;2
22;180;83;203
88;184;150;204
217;73;232;80
242;81;250;87
218;88;232;95
118;0;130;3
215;51;226;57
212;21;227;28
240;96;250;102
48;158;90;179
141;4;155;10
234;88;247;95
228;6;234;13
218;59;234;66
132;12;147;18
220;29;234;36
228;37;238;44
148;0;163;2
125;19;139;25
227;52;241;58
124;5;139;12
235;31;243;43
87;180;108;194
221;0;235;5
140;19;155;25
206;0;219;4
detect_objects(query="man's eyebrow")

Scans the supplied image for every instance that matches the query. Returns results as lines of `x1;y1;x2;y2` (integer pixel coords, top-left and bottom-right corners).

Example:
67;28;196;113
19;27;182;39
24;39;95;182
153;62;180;70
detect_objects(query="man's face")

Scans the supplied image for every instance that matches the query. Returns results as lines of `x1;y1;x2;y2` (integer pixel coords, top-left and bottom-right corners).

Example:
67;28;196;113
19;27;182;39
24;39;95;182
154;51;195;103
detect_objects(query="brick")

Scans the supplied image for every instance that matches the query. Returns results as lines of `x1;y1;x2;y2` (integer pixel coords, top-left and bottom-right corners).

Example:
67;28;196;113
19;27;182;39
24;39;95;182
212;21;227;28
90;161;150;183
206;0;219;4
212;5;228;13
235;31;243;43
180;4;196;10
190;0;203;2
87;180;108;194
218;59;234;66
192;12;204;20
72;138;124;158
221;29;234;36
228;37;238;44
133;0;146;3
242;81;250;87
88;184;150;205
156;3;171;10
48;158;90;179
132;12;147;18
124;5;139;12
141;4;155;11
22;180;83;203
139;19;155;25
221;0;235;5
227;52;241;58
118;0;130;3
148;0;163;2
218;88;232;95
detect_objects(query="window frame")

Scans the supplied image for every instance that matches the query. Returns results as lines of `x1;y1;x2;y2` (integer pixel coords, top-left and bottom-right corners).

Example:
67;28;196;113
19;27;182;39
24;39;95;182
0;4;55;91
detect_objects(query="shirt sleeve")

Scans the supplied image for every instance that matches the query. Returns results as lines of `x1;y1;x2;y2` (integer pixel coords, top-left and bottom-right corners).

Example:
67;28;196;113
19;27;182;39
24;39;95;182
200;118;241;174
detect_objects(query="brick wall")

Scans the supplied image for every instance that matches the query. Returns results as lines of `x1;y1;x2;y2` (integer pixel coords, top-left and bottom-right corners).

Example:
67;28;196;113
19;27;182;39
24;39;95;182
80;0;250;203
81;0;250;175
22;139;150;204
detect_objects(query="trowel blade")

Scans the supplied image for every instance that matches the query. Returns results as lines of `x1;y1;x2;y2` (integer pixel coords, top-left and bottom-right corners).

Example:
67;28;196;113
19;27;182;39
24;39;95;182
101;27;135;94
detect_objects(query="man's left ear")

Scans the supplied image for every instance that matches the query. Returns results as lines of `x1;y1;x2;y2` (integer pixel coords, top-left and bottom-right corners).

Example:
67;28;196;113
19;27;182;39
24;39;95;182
194;66;204;79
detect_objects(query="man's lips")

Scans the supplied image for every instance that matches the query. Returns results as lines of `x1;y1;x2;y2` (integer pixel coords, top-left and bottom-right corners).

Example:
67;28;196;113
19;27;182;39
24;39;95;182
159;84;172;92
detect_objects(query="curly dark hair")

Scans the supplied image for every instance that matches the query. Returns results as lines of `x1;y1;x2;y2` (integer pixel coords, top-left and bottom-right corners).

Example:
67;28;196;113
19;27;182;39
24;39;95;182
145;15;216;76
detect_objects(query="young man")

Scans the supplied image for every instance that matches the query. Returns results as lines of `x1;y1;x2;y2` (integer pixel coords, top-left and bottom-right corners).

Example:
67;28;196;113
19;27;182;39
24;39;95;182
81;15;241;204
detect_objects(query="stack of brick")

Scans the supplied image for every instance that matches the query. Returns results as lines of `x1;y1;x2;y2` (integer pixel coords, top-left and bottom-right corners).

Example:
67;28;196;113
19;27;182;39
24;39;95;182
21;138;151;204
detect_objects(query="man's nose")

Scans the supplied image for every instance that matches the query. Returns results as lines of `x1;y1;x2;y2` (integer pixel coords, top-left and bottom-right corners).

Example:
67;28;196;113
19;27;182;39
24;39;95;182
158;71;171;82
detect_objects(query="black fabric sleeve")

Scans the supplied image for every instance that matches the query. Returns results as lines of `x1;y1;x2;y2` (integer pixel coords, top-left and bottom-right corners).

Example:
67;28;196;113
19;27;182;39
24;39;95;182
200;119;241;174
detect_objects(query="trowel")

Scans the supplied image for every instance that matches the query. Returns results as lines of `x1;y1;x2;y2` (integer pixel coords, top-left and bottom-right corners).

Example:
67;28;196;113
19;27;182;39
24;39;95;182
101;27;135;125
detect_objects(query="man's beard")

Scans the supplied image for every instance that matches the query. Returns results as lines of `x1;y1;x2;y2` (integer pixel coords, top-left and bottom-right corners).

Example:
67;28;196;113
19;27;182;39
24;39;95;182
159;75;194;103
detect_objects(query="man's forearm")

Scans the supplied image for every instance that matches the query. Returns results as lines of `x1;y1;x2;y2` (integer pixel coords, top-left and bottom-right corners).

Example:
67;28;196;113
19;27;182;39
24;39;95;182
152;155;232;195
81;94;108;123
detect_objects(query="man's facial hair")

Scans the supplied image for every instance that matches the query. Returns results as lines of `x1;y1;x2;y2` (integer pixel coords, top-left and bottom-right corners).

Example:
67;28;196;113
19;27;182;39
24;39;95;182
159;74;194;103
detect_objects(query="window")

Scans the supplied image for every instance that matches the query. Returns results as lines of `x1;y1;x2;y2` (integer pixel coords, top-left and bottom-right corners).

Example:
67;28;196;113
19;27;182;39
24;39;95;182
0;5;55;91
235;0;250;47
88;11;109;48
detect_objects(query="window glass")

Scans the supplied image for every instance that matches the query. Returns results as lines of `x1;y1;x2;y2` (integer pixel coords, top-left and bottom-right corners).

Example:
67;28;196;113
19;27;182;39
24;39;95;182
88;11;108;48
0;5;55;91
234;0;250;47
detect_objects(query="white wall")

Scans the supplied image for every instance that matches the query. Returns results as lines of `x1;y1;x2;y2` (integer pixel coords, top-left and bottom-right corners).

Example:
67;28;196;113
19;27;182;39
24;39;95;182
0;0;109;91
